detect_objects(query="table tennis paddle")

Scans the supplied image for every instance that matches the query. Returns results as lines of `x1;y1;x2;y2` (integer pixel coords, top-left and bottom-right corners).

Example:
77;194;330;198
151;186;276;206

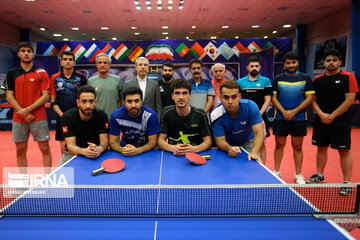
185;153;211;165
91;158;125;176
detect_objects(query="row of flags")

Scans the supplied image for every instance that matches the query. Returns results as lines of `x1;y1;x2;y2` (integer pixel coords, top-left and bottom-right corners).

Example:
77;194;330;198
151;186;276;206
42;41;278;63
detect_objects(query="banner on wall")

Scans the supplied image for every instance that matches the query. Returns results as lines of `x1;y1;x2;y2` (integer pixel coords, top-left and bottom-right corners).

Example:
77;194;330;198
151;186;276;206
36;38;292;65
313;35;348;74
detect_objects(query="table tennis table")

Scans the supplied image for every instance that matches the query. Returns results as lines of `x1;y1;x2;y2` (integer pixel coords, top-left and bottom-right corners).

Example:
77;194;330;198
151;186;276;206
0;148;354;239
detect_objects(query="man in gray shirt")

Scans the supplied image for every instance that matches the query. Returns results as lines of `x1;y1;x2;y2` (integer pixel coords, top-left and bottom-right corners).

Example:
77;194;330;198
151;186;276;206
88;53;123;118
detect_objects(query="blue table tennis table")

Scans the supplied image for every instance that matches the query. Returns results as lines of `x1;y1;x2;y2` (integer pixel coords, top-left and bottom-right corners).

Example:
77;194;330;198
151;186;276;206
0;148;354;239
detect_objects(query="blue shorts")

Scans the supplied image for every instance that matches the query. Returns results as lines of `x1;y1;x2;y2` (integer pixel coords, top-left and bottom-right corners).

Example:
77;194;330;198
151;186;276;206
272;119;307;137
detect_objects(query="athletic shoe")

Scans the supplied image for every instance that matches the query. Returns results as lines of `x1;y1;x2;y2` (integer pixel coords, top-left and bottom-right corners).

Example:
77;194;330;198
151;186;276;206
306;174;325;184
295;174;305;184
273;170;281;177
340;186;352;196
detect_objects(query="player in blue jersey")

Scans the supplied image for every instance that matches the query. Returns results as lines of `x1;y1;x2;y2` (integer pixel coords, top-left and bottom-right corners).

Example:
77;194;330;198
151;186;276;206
272;52;315;184
211;81;264;162
109;86;160;156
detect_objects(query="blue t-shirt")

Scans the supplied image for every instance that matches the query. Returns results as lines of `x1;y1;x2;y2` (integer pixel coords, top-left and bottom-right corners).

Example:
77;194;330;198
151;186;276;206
210;99;263;146
109;105;160;147
189;78;215;109
272;72;315;121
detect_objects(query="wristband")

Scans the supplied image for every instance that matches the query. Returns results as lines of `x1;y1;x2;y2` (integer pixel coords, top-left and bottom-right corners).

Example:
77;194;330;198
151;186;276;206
50;101;58;109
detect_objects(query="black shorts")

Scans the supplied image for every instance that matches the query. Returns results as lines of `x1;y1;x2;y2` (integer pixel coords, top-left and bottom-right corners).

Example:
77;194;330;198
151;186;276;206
55;115;64;141
312;118;351;149
272;119;307;137
262;114;270;138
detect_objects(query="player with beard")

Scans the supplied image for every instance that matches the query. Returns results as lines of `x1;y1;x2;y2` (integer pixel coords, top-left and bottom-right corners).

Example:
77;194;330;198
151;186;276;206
272;52;314;184
109;87;160;156
237;56;272;163
307;50;358;195
158;78;212;156
59;85;109;166
158;61;175;107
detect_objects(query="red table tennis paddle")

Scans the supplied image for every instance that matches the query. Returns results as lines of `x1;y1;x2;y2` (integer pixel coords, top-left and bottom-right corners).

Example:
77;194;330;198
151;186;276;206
185;153;211;165
91;158;125;176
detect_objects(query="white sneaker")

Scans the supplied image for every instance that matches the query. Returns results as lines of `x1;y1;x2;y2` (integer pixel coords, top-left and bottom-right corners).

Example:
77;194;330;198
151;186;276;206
295;174;305;184
273;170;281;177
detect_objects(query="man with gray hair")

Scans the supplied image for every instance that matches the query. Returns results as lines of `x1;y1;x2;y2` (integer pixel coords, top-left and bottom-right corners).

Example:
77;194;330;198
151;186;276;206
210;63;228;112
123;57;162;117
88;53;123;118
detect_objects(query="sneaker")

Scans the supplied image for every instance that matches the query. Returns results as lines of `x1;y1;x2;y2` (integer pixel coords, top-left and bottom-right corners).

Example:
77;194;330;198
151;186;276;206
340;186;352;196
273;170;281;177
295;174;305;184
306;174;325;184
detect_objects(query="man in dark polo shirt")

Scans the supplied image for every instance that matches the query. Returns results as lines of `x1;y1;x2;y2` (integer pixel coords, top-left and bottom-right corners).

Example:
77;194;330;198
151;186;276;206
158;61;175;107
59;85;109;166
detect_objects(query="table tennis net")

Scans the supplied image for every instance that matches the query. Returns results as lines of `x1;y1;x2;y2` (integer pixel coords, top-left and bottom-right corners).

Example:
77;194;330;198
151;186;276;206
0;184;358;217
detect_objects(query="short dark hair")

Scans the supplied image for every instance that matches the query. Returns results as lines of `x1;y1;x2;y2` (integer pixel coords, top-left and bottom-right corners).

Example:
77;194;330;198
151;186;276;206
78;85;96;98
18;42;34;53
162;61;174;70
189;59;203;68
122;87;143;101
170;78;192;93
220;80;240;94
61;51;75;61
247;56;260;65
282;51;299;63
324;49;342;61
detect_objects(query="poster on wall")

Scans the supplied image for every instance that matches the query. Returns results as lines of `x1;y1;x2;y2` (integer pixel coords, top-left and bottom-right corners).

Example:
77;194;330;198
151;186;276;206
313;35;348;74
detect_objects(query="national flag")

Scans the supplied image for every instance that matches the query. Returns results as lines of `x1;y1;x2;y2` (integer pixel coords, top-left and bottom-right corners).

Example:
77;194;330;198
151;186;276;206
234;42;251;53
145;44;173;60
204;42;220;61
113;43;129;62
218;42;235;60
128;44;144;62
175;43;193;61
102;43;115;58
57;44;71;57
73;44;87;62
247;41;262;52
190;42;206;59
262;41;279;55
84;43;101;63
42;44;58;56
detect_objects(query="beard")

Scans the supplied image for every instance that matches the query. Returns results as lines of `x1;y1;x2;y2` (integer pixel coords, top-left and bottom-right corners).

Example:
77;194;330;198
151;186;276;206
80;107;94;117
249;70;259;77
285;67;298;74
162;74;172;81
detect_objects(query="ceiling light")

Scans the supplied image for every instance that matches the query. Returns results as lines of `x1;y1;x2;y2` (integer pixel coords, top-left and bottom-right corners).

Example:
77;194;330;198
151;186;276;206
100;27;109;30
252;25;260;28
134;0;139;5
146;0;150;4
71;27;79;30
222;25;230;29
134;32;140;35
235;36;239;39
158;6;161;9
92;38;96;41
63;38;69;41
162;32;168;35
25;0;36;2
168;0;173;4
186;36;189;39
192;26;196;29
162;26;168;29
136;6;141;10
272;30;277;34
53;33;62;37
264;36;268;38
168;6;172;9
179;5;183;9
112;37;117;40
283;24;291;28
264;17;272;20
211;36;217;39
147;6;151;9
157;0;162;4
166;37;169;39
131;26;137;30
40;27;46;31
180;0;184;3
